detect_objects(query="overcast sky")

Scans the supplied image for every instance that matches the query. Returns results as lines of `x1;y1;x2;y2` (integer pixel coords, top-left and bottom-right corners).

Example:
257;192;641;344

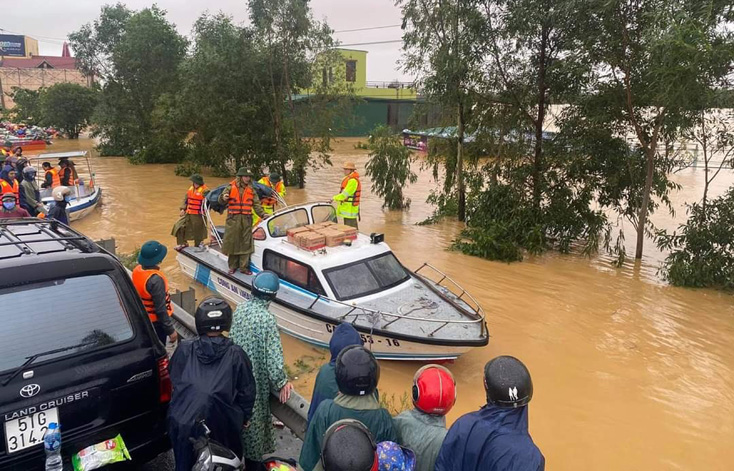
0;0;411;81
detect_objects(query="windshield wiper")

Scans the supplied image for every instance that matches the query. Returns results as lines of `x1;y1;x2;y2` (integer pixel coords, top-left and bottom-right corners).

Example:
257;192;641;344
1;341;97;387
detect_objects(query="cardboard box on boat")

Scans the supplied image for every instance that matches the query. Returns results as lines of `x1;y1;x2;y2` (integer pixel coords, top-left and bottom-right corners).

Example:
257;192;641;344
287;226;311;245
298;231;326;250
334;223;357;240
317;227;346;247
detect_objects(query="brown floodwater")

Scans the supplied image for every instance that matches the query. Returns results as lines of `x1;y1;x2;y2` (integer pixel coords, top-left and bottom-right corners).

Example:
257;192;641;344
50;137;733;470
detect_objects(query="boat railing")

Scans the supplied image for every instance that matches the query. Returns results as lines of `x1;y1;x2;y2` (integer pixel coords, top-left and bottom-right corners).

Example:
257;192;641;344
307;278;486;337
413;263;484;320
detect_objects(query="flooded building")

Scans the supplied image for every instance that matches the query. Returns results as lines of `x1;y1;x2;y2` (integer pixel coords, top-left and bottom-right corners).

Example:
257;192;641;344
300;48;418;136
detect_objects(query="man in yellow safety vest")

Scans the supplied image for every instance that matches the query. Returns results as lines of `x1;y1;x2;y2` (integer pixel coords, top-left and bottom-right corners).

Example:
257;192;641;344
333;161;361;230
254;173;286;226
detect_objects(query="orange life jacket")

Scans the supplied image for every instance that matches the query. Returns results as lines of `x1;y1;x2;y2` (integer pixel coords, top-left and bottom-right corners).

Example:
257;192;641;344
186;185;209;215
45;169;61;188
227;180;254;216
0;179;19;204
340;171;361;207
132;265;173;323
59;167;73;186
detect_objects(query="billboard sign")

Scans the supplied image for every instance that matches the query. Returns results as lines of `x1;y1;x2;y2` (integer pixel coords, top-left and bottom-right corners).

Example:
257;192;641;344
0;34;26;57
403;133;428;152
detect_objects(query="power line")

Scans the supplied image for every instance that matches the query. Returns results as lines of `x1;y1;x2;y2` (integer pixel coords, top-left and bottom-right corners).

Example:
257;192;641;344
339;39;403;47
0;28;67;44
334;24;401;34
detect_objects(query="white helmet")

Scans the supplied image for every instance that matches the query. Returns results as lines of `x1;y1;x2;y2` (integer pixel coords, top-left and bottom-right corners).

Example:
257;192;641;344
52;186;71;202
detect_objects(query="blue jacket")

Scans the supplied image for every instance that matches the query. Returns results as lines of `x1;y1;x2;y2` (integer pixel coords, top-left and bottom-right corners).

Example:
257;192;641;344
435;405;544;471
307;323;362;422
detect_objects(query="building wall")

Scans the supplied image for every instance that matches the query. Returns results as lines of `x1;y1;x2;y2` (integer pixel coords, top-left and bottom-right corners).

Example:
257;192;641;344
0;68;89;109
341;99;416;136
24;37;39;57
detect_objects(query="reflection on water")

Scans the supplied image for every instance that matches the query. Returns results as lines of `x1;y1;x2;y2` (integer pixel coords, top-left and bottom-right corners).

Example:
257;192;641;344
52;138;734;470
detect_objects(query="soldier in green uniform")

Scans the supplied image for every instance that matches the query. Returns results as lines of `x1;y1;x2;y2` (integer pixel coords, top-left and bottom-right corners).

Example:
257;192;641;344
172;174;210;251
218;168;268;275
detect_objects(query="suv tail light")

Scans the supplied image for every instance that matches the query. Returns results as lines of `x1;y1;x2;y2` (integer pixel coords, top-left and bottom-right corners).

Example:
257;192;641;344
157;356;172;403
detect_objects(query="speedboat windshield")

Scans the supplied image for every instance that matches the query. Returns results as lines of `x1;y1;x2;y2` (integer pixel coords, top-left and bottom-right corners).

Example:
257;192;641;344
323;252;410;301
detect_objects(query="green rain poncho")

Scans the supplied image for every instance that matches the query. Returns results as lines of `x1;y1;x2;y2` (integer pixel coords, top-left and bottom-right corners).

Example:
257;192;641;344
230;297;288;460
394;408;448;471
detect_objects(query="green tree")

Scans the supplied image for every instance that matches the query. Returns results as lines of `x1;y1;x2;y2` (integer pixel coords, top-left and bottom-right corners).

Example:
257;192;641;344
399;0;484;221
249;0;347;187
70;4;187;161
658;186;734;290
572;0;734;260
8;88;44;125
365;125;417;210
40;83;98;138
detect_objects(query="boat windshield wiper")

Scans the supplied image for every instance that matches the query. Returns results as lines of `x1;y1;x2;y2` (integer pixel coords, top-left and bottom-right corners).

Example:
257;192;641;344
1;341;97;387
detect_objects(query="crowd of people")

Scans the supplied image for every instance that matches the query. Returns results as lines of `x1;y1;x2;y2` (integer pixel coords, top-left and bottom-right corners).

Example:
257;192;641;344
132;238;544;471
0;148;76;223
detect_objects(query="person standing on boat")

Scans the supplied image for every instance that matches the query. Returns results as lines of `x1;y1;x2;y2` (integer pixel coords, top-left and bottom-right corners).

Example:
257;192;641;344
58;159;73;187
230;271;293;471
307;323;363;423
393;365;456;471
435;356;545;471
218;167;268;275
41;162;61;189
254;172;286;226
131;240;179;346
19;167;46;217
300;345;397;471
0;192;30;218
173;174;210;251
333;162;361;230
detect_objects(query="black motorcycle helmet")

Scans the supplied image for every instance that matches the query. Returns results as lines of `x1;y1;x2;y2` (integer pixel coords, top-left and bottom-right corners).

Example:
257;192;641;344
484;355;533;408
335;345;379;397
194;297;233;335
321;419;377;471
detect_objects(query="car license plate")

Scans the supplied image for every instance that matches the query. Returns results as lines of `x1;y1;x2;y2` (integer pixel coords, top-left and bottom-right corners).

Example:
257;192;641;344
4;408;58;454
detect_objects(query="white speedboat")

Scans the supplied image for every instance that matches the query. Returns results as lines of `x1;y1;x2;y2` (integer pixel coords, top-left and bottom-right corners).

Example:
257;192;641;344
30;151;102;222
177;201;488;361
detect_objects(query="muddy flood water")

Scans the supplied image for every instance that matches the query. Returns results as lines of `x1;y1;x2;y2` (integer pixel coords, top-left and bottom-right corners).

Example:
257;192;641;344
49;137;734;470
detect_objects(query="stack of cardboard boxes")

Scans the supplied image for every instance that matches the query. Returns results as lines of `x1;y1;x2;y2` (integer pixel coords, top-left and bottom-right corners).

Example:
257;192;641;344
286;221;358;251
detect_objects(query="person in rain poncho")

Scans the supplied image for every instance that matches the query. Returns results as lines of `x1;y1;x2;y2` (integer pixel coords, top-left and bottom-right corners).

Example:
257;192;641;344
230;271;293;471
435;356;545;471
173;173;210;251
393;365;456;471
19;167;46;216
168;297;256;471
307;323;363;423
300;345;397;471
218;167;268;275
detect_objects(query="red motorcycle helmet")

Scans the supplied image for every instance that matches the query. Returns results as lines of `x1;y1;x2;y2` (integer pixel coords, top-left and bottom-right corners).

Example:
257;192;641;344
412;364;457;416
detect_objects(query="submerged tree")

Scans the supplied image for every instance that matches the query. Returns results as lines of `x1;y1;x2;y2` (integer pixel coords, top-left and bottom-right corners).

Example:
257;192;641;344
399;0;484;221
571;0;734;260
70;4;187;161
40;83;98;139
365;125;418;210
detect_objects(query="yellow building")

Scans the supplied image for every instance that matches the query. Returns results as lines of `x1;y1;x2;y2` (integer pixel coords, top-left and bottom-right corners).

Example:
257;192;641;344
300;48;418;135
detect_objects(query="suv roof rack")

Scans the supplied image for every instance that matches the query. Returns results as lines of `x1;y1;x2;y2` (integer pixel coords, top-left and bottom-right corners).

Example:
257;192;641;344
0;219;98;260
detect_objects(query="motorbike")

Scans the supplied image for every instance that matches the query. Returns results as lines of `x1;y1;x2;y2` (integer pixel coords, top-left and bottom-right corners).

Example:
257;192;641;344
190;420;298;471
191;420;243;471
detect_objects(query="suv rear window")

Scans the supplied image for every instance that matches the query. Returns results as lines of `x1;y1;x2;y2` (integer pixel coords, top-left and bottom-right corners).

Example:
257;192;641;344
0;275;134;373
